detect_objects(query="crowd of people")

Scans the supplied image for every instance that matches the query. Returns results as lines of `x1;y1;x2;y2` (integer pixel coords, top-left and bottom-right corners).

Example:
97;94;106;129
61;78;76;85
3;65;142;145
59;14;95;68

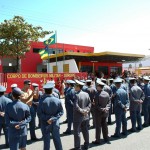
0;74;150;150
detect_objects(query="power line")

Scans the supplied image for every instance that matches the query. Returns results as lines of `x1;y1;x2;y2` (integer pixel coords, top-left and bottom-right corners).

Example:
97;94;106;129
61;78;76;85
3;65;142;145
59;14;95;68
0;12;100;33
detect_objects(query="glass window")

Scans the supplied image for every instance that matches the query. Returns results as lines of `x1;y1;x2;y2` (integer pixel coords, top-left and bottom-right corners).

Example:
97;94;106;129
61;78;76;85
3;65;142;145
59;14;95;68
80;66;93;73
33;48;40;53
98;66;108;75
68;50;74;52
110;67;122;74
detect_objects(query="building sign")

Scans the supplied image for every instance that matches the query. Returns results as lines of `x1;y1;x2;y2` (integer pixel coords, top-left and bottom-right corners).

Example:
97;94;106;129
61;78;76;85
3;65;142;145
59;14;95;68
6;73;87;93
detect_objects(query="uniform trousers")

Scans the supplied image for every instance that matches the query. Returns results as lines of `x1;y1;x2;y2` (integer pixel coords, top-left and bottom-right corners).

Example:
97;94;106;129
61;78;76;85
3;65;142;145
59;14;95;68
0;123;9;145
114;109;127;136
73;120;89;150
95;115;108;142
130;110;142;130
90;105;96;127
66;106;73;132
29;106;36;138
32;104;40;127
108;105;112;123
41;123;62;150
9;135;27;150
143;99;150;125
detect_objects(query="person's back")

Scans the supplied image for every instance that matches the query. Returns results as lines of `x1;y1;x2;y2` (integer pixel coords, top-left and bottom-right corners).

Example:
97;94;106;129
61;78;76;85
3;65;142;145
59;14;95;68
73;90;91;122
103;85;112;96
85;86;96;102
0;94;11;124
114;88;128;109
38;82;63;150
5;87;31;150
73;80;91;150
40;96;63;123
5;100;31;137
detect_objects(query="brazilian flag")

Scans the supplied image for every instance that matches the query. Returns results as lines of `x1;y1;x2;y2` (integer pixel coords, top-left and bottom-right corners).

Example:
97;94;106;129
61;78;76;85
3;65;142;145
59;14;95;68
44;34;55;45
39;49;45;55
41;51;48;59
39;49;48;59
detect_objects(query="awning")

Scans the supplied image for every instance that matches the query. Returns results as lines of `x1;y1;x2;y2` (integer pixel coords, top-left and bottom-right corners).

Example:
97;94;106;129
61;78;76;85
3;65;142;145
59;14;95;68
43;51;145;63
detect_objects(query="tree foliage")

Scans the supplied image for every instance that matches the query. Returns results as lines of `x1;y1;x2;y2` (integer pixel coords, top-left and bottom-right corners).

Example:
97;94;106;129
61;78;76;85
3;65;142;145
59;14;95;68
0;16;52;72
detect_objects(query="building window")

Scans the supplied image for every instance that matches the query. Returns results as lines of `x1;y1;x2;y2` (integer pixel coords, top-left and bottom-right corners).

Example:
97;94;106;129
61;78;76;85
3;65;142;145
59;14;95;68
63;64;69;72
110;67;122;74
33;48;41;53
68;50;74;52
98;66;108;75
80;66;93;73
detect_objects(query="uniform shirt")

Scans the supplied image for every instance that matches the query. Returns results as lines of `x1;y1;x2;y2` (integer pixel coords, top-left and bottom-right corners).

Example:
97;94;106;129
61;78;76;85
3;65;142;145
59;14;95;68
121;83;128;92
66;87;76;106
0;95;12;124
5;100;31;137
110;83;115;91
111;84;117;94
7;92;13;101
94;90;111;117
64;87;69;95
143;83;150;100
114;88;129;110
73;90;91;122
129;85;145;111
137;82;144;90
53;88;60;99
64;87;70;105
38;95;63;125
85;86;96;103
103;85;112;97
82;85;88;92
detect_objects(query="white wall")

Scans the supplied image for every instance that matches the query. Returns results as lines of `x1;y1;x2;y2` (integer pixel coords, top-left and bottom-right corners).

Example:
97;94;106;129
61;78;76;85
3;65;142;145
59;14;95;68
123;55;150;71
47;59;79;73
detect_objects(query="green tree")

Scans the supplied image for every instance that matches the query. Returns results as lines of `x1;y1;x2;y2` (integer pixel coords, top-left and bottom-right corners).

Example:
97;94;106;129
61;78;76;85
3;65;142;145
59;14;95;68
0;16;52;72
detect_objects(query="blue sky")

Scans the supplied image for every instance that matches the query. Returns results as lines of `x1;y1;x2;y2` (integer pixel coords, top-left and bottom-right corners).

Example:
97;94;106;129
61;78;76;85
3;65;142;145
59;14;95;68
1;0;150;55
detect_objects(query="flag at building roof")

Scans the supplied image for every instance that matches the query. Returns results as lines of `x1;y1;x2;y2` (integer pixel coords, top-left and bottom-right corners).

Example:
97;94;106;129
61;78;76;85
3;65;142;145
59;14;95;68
44;34;56;45
39;49;48;60
41;51;48;59
39;49;45;55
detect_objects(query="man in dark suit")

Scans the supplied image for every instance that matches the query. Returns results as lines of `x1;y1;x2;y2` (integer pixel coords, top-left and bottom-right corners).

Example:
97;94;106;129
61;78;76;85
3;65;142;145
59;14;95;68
92;79;111;145
73;80;91;150
129;78;145;132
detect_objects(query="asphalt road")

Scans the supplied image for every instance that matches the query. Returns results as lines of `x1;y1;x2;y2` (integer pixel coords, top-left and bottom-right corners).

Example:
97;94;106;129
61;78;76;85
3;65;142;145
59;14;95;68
0;99;150;150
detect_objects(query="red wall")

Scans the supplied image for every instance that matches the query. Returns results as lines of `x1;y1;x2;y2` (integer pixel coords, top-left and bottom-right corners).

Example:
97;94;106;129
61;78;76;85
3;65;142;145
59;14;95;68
21;41;94;72
21;42;43;72
80;61;122;77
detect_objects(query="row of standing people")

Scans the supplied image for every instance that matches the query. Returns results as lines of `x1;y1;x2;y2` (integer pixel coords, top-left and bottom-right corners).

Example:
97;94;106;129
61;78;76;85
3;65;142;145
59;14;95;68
0;79;61;150
0;75;150;150
63;76;150;149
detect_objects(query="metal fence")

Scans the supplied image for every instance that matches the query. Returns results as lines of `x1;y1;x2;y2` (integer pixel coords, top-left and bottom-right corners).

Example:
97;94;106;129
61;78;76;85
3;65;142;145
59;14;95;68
0;73;7;87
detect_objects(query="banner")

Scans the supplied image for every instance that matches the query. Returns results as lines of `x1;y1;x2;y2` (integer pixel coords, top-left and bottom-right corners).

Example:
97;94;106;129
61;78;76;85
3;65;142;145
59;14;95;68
6;73;87;93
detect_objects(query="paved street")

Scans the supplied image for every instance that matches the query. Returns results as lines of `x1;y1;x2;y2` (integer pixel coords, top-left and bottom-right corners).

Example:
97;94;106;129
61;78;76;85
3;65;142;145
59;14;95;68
0;99;150;150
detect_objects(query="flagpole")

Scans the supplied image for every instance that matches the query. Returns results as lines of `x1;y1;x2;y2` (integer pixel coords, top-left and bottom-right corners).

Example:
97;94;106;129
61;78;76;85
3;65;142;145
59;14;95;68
63;43;65;71
55;30;58;72
48;45;50;73
63;43;65;65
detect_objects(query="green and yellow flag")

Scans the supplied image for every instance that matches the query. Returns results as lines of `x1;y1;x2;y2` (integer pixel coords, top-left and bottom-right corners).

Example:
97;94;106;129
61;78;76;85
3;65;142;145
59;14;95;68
44;34;55;45
39;49;48;59
41;51;48;59
39;49;45;55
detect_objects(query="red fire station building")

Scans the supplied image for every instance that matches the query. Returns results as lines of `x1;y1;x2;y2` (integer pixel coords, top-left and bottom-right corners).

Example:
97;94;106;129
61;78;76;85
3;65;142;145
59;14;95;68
0;41;144;77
